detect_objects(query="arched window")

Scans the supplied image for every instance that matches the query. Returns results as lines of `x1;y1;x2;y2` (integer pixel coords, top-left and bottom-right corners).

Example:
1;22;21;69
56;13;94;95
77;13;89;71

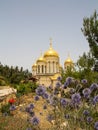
48;61;50;73
38;65;40;73
42;65;44;73
53;61;55;73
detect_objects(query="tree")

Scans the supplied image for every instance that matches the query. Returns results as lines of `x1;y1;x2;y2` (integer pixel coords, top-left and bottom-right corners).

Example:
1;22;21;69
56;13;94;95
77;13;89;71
81;10;98;59
76;52;98;84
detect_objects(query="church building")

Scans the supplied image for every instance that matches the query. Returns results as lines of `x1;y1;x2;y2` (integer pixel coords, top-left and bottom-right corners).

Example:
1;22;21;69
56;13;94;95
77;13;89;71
32;40;74;87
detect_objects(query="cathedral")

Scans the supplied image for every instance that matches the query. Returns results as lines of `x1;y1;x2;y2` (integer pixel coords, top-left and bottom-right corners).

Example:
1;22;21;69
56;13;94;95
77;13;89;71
32;40;74;87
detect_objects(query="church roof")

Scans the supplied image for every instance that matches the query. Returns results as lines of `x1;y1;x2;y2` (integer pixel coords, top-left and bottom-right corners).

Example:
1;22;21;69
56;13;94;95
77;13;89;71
36;52;46;63
64;54;73;64
44;39;59;58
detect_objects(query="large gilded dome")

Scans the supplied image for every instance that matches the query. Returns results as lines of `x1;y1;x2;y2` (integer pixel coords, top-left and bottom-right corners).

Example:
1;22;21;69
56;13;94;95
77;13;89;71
44;43;59;58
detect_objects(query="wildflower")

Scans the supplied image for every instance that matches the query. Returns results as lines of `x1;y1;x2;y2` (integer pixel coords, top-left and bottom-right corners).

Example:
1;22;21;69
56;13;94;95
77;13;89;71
60;98;67;107
70;88;75;94
9;105;16;111
93;95;98;105
87;116;93;123
29;103;34;109
30;116;40;125
90;83;98;92
55;82;61;88
57;76;62;81
25;106;31;113
94;122;98;130
3;112;8;116
42;92;49;99
53;88;59;95
66;77;73;84
25;103;34;114
36;86;46;96
49;96;59;106
63;81;69;89
71;93;81;105
82;88;91;98
8;98;15;104
81;79;87;84
34;95;40;101
83;110;90;116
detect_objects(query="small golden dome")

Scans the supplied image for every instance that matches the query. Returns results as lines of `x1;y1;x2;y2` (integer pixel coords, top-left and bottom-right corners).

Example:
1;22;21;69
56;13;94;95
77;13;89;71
37;53;46;63
32;63;37;68
44;40;59;57
59;64;63;68
64;54;73;64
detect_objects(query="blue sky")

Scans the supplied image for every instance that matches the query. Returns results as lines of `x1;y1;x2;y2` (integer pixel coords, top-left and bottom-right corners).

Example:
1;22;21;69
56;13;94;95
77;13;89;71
0;0;98;71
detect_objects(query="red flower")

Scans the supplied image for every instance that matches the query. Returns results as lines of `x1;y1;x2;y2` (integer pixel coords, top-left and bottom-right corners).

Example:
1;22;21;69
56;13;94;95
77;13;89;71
8;98;16;104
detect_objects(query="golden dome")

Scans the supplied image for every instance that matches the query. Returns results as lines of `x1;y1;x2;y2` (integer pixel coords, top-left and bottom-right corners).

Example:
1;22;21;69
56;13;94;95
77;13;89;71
32;63;37;68
59;64;63;68
37;53;46;63
44;40;59;57
64;54;73;64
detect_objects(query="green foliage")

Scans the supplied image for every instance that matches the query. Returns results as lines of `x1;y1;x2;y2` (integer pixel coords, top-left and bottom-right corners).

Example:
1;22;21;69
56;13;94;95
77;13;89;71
61;51;98;85
0;62;32;85
16;82;38;95
81;10;98;59
0;103;10;115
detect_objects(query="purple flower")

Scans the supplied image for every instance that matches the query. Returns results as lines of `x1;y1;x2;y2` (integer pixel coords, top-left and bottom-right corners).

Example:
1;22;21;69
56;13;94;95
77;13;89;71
90;83;98;92
36;86;46;96
94;122;98;130
29;103;34;109
82;88;91;98
83;110;90;116
57;76;62;81
25;103;34;113
66;77;73;84
34;95;40;101
81;79;87;84
87;116;93;123
49;96;59;106
71;93;81;105
42;92;49;99
30;116;40;125
70;88;75;94
60;98;67;107
63;81;69;89
53;88;59;95
55;82;61;88
93;95;98;105
9;105;16;111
